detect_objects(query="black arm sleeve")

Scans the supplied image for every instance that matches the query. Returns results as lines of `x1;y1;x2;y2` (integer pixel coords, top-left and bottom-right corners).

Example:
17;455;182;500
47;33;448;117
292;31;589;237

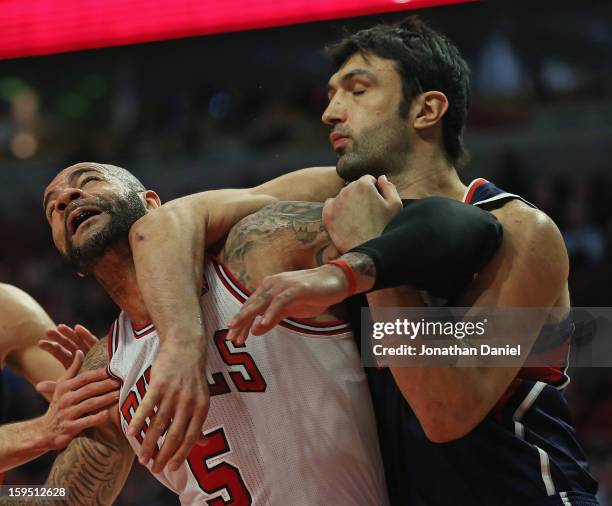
348;196;503;299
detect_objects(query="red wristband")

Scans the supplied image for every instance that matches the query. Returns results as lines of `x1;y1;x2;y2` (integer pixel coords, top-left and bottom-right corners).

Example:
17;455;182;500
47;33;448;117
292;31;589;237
326;259;358;297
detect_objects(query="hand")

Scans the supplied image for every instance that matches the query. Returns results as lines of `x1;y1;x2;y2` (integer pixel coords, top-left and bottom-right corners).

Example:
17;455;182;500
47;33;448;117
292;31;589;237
40;323;99;369
323;174;402;253
226;264;350;344
35;351;120;450
128;344;210;473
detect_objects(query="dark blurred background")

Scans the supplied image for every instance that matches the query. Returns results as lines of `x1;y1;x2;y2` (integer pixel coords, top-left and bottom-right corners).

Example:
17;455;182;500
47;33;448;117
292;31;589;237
1;0;611;504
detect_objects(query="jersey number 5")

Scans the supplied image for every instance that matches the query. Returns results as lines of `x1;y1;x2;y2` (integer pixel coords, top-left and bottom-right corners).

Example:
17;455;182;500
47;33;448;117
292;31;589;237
187;427;252;506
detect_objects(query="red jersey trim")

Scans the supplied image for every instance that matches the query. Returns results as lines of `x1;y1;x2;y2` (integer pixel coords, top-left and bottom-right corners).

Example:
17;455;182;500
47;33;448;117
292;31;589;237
463;178;488;204
107;321;115;360
210;255;351;335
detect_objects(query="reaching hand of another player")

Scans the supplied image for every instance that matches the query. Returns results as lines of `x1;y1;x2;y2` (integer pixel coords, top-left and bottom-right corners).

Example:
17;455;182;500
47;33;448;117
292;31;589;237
226;264;351;344
128;344;210;474
323;174;402;253
39;323;99;369
35;351;120;450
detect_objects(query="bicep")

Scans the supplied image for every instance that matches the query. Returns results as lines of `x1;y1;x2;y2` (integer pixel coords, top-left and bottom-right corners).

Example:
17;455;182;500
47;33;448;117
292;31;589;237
252;166;344;202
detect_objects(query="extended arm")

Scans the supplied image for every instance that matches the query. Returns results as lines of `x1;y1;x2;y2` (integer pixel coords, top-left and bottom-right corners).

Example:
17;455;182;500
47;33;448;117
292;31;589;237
226;176;503;340
0;349;118;473
31;339;133;505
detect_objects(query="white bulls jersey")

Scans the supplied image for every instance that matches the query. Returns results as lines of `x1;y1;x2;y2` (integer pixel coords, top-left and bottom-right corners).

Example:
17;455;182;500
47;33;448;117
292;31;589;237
108;257;388;505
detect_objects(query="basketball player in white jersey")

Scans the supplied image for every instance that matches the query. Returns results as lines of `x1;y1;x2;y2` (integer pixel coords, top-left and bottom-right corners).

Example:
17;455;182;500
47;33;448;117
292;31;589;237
39;162;388;505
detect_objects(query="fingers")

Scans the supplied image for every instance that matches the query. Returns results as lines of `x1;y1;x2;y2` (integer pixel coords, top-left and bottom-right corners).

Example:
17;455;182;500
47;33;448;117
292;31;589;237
150;399;192;473
63;367;113;393
252;291;294;335
129;389;159;437
44;327;79;356
74;324;99;351
377;175;402;207
39;340;74;369
36;380;57;396
167;402;209;471
67;389;120;419
61;350;84;381
67;409;111;433
227;285;275;344
130;390;164;466
68;377;120;405
44;324;100;364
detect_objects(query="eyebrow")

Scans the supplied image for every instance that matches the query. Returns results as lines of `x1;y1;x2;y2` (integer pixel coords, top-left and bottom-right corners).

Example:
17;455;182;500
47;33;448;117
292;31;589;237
43;168;102;211
327;68;377;91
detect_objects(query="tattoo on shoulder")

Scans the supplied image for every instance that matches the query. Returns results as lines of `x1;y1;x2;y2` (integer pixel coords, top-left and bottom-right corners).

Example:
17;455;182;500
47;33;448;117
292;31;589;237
82;338;110;371
219;201;326;287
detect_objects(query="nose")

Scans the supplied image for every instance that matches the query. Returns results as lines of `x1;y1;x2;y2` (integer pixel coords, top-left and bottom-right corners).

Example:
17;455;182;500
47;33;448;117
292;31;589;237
55;188;83;214
322;95;346;126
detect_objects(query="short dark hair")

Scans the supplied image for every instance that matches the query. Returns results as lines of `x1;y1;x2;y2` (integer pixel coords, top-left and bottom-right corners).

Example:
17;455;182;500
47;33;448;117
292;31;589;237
326;17;471;169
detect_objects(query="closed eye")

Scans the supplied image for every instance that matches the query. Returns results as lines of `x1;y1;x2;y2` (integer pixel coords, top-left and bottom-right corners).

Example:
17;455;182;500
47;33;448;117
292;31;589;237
81;176;101;186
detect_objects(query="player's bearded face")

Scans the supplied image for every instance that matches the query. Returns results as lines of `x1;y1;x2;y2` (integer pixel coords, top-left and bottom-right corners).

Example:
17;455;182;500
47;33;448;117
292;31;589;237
64;190;146;274
325;53;413;182
335;112;412;182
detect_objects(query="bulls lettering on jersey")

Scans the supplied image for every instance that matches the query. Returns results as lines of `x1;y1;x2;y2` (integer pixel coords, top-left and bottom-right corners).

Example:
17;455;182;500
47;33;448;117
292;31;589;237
108;257;388;506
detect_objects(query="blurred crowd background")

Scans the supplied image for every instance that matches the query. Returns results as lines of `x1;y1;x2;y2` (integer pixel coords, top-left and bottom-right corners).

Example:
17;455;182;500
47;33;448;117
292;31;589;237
1;0;611;504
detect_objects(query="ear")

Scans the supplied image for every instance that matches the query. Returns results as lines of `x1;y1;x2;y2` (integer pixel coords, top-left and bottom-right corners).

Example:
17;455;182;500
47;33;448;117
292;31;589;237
412;91;448;131
143;190;162;210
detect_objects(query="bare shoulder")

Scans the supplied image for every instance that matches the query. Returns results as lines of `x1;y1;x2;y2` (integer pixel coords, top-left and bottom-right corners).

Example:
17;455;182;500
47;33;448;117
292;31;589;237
491;200;567;269
465;200;568;307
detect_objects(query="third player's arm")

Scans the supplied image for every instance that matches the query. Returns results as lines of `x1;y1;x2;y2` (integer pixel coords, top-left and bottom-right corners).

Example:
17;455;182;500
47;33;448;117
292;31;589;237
32;339;133;506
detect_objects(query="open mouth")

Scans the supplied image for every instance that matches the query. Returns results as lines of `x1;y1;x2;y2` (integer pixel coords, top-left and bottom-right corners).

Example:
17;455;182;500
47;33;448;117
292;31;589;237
70;209;102;235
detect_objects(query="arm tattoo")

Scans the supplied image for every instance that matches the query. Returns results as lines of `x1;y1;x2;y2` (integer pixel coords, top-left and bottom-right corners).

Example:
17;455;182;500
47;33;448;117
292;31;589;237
219;201;327;289
27;339;134;506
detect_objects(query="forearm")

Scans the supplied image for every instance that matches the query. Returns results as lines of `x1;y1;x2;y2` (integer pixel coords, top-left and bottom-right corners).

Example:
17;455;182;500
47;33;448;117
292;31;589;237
349;197;503;295
386;363;518;442
42;432;133;506
0;417;52;472
130;195;207;344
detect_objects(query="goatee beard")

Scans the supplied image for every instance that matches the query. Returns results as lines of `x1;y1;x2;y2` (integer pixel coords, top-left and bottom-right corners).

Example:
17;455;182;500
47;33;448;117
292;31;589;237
66;191;146;274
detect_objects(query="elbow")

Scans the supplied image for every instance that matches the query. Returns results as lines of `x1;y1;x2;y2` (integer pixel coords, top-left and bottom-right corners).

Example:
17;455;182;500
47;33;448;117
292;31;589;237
416;406;484;443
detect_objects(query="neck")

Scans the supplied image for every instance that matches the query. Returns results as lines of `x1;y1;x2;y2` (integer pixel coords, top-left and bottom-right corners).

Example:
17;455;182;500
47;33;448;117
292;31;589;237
389;148;467;201
91;243;151;326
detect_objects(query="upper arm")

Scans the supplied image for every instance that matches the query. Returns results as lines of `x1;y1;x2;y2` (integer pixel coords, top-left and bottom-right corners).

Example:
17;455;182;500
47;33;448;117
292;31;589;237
252;166;344;202
45;338;134;505
463;202;568;309
131;166;342;250
0;284;64;383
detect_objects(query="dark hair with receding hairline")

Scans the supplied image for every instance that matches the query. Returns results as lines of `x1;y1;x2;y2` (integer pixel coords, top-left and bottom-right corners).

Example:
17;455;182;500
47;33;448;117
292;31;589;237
326;17;471;169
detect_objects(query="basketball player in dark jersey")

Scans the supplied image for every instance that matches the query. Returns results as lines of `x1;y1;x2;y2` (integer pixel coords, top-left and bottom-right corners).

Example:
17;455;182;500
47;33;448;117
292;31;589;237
123;18;598;506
